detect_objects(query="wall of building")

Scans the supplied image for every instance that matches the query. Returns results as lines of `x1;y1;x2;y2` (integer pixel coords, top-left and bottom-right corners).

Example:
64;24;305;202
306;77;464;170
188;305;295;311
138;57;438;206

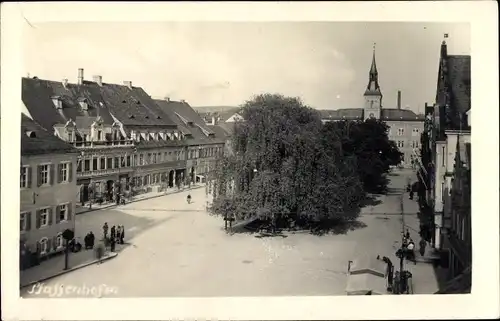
20;152;78;256
387;120;425;166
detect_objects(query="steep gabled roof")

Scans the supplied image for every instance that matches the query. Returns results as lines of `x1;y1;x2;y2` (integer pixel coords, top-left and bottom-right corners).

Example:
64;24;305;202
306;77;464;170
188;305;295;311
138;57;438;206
319;108;364;120
22;77;115;131
21;114;77;156
98;84;176;127
381;109;425;121
447;55;471;116
155;99;226;145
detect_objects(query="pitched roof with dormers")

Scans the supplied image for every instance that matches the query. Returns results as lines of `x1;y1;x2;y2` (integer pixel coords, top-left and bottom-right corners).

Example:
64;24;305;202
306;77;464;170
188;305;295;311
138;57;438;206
21;113;78;156
155;99;226;146
22;77;177;134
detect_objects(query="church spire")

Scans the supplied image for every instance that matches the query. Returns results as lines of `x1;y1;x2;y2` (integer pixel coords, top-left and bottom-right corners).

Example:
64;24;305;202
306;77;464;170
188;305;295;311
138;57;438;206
364;43;382;97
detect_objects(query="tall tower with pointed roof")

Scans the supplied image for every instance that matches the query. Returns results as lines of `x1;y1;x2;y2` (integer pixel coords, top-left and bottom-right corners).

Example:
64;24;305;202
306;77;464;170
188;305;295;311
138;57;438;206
363;43;383;120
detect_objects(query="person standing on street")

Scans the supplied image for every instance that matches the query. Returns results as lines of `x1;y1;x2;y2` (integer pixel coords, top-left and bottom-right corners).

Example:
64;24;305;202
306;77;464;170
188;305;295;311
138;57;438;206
419;238;427;257
103;222;109;238
120;225;125;244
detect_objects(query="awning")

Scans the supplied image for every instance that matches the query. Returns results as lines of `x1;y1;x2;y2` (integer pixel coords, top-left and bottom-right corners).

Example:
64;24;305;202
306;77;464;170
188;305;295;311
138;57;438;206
346;273;387;295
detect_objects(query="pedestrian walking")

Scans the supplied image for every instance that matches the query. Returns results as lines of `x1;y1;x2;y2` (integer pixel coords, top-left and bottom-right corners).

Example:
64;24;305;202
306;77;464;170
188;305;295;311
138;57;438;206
419;238;427;257
102;222;109;238
120;225;125;244
116;226;122;243
405;229;410;240
110;225;116;241
407;239;416;264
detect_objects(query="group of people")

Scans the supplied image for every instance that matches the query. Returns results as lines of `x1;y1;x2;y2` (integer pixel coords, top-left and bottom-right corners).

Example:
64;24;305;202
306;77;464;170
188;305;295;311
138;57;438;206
102;222;126;252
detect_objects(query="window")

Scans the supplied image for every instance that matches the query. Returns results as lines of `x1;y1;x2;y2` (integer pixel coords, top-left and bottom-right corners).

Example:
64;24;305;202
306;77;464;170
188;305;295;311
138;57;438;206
126;156;131;167
158;153;162;162
77;161;82;173
133;155;138;166
121;157;125;167
56;233;64;248
100;157;106;170
107;157;113;169
93;158;98;171
164;152;168;161
59;163;69;182
152;153;157;164
147;153;152;164
58;204;68;221
114;157;120;168
412;128;420;136
67;130;74;142
441;146;446;166
40;208;49;227
139;154;144;165
20;212;28;232
411;141;419;149
97;130;102;141
398;128;404;136
189;151;193;159
20;166;29;188
84;159;90;171
40;237;49;254
397;140;404;148
39;164;50;185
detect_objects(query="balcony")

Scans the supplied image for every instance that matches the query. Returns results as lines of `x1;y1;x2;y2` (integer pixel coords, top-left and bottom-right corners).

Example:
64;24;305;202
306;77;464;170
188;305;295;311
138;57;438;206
77;167;135;178
71;139;134;149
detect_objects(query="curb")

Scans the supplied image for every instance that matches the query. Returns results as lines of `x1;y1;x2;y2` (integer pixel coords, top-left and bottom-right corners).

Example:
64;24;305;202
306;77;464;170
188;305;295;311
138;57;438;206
76;185;205;215
20;252;118;290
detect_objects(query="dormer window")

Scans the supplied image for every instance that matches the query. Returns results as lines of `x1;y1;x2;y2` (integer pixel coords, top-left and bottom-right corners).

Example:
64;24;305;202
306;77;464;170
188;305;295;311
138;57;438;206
25;130;36;138
67;130;74;142
78;97;88;110
97;130;103;141
51;96;62;109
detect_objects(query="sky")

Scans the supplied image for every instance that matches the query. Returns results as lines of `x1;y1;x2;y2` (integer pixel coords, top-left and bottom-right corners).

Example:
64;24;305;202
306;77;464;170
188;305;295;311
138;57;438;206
22;22;470;113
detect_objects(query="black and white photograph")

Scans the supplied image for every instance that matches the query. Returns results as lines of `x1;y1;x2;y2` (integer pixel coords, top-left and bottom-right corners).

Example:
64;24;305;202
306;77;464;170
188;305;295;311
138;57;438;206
1;2;498;320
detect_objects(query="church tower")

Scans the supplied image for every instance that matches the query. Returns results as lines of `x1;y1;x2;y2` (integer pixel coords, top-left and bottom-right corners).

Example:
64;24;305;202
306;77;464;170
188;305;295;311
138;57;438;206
363;44;383;120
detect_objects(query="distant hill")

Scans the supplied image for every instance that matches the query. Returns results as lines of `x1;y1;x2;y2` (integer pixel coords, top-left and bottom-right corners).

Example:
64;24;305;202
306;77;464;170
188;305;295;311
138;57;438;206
192;106;240;113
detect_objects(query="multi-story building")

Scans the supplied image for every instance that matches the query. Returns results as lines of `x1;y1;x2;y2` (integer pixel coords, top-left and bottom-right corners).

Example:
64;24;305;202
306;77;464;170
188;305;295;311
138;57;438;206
155;98;226;185
20;114;79;267
417;39;471;255
319;47;425;167
22;69;209;204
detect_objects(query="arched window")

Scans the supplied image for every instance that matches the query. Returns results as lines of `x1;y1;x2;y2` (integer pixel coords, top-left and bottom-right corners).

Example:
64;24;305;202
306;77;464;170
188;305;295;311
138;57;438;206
40;237;49;254
56;233;64;249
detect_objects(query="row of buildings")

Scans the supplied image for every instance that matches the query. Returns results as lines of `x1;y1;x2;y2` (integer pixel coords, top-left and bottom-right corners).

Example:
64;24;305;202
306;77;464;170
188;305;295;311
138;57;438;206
20;70;229;264
417;40;472;293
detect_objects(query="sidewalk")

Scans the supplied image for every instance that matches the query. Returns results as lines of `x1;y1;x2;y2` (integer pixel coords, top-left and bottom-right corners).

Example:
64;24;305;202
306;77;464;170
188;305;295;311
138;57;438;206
20;249;117;289
76;183;206;215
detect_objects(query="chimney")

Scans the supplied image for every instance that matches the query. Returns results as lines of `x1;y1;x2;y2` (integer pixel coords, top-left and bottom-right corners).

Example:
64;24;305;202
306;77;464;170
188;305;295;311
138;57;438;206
77;68;84;85
123;81;132;89
93;75;103;86
180;99;186;103
165;96;170;102
397;90;401;110
62;78;69;89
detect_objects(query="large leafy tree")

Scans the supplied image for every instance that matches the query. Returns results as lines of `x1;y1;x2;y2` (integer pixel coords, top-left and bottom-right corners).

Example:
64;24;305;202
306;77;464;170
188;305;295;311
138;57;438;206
210;94;364;226
325;119;402;193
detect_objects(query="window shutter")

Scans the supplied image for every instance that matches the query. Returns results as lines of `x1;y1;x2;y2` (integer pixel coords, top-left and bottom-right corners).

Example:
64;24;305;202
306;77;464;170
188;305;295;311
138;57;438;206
46;238;52;253
57;164;62;183
56;205;61;224
48;208;53;225
27;167;32;188
36;210;41;229
37;166;42;187
50;164;55;185
68;162;73;182
26;212;32;231
67;203;73;222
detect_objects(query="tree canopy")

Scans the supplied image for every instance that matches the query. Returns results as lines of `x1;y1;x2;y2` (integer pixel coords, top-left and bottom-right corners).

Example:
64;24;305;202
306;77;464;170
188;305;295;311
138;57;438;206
210;94;402;231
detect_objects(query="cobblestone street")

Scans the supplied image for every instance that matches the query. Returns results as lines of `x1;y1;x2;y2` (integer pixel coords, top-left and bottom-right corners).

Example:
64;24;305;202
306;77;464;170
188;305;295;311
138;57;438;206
21;170;439;297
